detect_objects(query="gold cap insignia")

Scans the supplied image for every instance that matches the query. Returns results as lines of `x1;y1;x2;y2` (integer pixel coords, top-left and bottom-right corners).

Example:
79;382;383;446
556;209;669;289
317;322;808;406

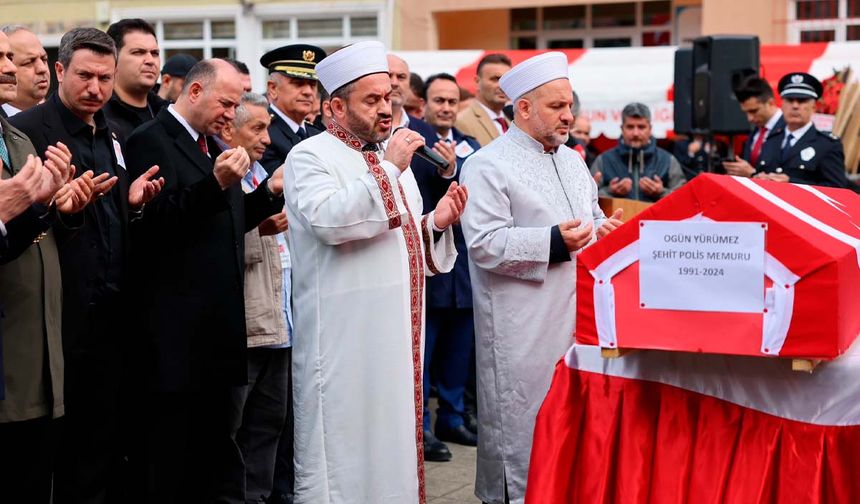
303;50;315;63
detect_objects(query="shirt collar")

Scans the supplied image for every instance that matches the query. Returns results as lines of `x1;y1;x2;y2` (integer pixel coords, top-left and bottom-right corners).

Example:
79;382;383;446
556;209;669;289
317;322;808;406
54;93;107;135
763;109;782;132
397;110;410;129
786;119;813;140
271;103;303;134
477;100;504;120
167;103;201;142
436;129;454;142
1;103;20;117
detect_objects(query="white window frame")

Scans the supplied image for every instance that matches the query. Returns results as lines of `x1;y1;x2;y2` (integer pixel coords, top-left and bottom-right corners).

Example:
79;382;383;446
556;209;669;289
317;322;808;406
511;1;674;49
787;0;860;42
112;3;388;92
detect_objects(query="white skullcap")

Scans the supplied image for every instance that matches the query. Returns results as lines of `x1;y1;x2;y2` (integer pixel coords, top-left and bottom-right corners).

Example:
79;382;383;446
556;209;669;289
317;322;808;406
499;52;570;101
316;41;389;94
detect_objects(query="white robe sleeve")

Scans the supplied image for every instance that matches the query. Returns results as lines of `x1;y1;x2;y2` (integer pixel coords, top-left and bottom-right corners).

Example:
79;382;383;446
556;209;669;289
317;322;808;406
460;158;552;283
419;212;456;276
287;147;408;246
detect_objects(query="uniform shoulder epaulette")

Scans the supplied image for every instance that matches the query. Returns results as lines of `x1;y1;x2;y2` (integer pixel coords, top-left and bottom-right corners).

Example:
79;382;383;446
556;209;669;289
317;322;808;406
820;130;840;141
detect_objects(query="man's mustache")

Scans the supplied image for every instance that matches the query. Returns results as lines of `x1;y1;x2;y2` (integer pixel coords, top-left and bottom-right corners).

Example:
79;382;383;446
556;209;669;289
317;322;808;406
0;74;17;85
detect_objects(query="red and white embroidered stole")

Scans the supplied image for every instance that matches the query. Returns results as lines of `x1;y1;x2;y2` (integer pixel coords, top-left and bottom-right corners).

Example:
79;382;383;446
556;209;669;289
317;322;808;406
327;121;427;504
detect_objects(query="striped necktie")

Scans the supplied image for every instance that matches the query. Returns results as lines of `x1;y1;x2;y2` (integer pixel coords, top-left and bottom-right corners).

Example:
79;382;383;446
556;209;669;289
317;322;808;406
0;132;10;169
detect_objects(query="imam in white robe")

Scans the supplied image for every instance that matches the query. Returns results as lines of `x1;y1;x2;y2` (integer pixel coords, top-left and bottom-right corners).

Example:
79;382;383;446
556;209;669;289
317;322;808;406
460;123;606;504
285;121;456;504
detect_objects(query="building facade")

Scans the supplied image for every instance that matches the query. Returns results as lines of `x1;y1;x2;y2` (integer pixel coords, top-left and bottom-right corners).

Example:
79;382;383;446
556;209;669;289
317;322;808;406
394;0;860;50
1;0;392;90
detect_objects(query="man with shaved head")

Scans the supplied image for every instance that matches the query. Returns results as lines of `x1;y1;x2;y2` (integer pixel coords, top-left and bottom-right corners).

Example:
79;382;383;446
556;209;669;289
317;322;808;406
0;25;49;117
125;58;286;502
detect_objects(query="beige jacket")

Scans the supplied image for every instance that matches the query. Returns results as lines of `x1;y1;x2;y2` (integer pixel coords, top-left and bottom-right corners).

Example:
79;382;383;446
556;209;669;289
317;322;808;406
455;100;501;147
243;229;288;348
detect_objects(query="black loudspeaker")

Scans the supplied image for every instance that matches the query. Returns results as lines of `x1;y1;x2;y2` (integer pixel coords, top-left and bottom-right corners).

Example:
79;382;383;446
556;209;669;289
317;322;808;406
673;48;693;135
692;35;760;134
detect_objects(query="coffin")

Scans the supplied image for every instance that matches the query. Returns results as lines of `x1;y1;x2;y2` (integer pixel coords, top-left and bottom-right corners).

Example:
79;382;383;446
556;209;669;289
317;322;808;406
576;173;860;360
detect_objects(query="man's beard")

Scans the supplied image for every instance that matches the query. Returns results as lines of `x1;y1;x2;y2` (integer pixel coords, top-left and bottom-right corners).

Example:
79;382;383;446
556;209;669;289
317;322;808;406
344;107;391;144
533;112;569;148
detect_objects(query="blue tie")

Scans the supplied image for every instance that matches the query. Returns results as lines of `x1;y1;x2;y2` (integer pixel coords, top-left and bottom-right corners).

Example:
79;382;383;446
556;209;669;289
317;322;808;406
0;133;10;169
780;134;794;162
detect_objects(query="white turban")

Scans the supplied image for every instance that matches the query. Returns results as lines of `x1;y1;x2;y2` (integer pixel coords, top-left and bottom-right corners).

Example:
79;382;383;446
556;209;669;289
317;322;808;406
316;41;389;94
499;52;570;101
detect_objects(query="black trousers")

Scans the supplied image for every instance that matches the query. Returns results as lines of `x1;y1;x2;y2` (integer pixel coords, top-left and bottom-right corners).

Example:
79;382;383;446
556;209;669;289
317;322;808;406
0;416;58;504
133;385;245;504
54;297;125;504
269;347;295;502
226;347;291;504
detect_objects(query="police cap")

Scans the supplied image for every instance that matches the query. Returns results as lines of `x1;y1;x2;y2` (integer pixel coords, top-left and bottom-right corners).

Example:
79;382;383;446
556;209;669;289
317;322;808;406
778;72;823;100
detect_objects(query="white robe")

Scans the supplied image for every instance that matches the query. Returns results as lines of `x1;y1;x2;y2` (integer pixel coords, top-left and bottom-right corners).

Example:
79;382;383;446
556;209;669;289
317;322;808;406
460;124;606;504
285;122;456;504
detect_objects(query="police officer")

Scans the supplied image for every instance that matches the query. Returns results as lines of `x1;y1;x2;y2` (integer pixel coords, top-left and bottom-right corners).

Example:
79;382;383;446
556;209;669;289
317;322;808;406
259;44;326;174
754;72;848;188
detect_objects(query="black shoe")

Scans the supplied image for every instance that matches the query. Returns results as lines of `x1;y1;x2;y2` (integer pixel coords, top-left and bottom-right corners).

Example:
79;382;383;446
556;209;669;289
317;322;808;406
436;424;478;447
464;411;478;435
423;430;452;462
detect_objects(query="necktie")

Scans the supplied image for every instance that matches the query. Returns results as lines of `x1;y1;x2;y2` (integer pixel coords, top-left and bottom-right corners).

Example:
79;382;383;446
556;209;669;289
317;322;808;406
297;126;307;140
495;117;509;133
780;133;794;162
0;133;10;169
197;134;209;156
750;126;767;165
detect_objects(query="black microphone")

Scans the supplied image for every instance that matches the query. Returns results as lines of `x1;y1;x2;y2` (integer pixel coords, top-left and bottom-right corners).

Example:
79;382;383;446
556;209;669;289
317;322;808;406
393;126;449;170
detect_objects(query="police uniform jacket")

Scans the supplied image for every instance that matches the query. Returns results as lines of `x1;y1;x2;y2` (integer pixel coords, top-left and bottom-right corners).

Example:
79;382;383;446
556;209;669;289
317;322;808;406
757;122;848;188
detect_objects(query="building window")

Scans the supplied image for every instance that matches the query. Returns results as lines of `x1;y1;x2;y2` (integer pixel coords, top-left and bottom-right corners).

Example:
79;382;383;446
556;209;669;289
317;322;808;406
260;14;380;54
509;1;673;49
789;0;860;42
151;18;236;60
796;0;839;19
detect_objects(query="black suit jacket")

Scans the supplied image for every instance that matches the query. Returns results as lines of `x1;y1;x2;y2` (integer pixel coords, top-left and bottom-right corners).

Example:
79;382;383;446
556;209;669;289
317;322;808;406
260;106;321;174
742;115;786;163
410;116;480;309
10;96;131;354
125;108;284;391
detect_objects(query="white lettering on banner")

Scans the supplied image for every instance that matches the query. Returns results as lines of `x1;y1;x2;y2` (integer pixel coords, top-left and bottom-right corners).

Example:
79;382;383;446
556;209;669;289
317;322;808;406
584;101;674;139
639;220;766;313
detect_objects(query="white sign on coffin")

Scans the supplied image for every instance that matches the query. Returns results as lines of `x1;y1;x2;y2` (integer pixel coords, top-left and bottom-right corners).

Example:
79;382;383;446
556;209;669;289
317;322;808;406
639;220;766;313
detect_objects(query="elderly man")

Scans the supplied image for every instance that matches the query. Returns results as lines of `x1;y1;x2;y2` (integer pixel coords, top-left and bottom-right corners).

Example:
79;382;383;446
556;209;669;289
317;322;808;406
0;25;49;117
460;52;622;504
285;41;467;504
125;59;285;502
456;54;511;147
10;27;163;503
215;91;294;503
386;54;436;146
591;102;685;202
103;18;166;140
750;72;848;187
259;44;326;173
